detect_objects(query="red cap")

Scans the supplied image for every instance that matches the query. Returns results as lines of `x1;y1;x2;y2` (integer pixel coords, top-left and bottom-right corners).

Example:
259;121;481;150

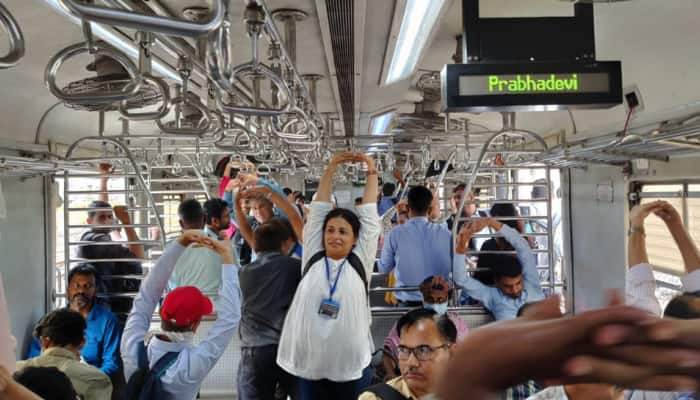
160;286;213;327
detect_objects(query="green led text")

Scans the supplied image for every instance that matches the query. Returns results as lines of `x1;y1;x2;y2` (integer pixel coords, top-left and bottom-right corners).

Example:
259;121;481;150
487;74;579;93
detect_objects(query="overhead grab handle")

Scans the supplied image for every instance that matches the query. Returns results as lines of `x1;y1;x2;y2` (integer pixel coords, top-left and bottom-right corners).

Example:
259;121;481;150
119;32;171;121
58;0;224;38
0;2;25;69
216;3;293;116
45;42;142;104
156;92;215;136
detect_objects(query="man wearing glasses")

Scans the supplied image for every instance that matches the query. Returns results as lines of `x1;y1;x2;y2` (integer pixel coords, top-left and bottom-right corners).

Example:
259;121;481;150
360;309;456;400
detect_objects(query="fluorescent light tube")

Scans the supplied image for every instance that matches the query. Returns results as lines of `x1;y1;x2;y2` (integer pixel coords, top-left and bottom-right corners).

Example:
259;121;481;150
385;0;447;85
371;111;394;135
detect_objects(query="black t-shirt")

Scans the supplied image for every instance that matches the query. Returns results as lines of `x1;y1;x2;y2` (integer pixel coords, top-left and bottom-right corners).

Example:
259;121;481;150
233;216;259;266
76;231;143;293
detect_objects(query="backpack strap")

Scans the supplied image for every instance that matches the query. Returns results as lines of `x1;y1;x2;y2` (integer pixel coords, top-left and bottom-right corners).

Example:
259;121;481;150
303;251;368;295
136;342;179;376
364;382;412;400
136;342;148;370
150;351;179;378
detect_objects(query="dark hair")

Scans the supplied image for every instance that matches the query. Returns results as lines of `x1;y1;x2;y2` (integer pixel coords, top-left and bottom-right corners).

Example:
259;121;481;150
87;200;111;219
254;217;293;253
323;208;361;241
453;183;481;197
407;186;433;215
67;264;97;286
664;294;700;319
354;197;363;205
178;199;204;228
33;309;86;347
160;319;194;333
203;198;228;225
532;178;548;199
293;191;304;202
382;182;396;197
283;187;292;196
13;367;77;400
396;308;457;343
490;203;520;232
492;255;523;280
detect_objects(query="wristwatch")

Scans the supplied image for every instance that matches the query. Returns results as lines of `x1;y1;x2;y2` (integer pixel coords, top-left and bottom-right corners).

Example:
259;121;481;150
628;226;645;236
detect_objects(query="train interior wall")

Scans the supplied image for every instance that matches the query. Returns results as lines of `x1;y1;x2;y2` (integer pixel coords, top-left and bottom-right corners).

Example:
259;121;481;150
0;176;49;358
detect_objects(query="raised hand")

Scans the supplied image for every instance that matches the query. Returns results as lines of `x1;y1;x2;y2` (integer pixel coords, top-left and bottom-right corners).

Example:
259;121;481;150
435;306;700;400
98;163;112;174
113;205;130;224
177;229;206;247
196;237;234;264
630;200;665;227
455;222;479;254
330;151;358;167
225;176;243;193
237;172;260;188
653;201;683;227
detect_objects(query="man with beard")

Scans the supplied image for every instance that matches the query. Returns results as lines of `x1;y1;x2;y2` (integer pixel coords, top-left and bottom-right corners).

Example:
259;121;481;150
26;265;121;383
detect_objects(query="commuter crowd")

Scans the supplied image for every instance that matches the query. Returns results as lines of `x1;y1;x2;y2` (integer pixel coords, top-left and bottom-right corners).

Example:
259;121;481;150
3;152;700;400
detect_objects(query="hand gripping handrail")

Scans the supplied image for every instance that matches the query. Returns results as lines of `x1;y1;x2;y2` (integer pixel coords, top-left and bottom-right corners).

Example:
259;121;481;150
58;0;224;38
45;42;142;104
0;2;25;69
156;92;215;136
64;136;166;248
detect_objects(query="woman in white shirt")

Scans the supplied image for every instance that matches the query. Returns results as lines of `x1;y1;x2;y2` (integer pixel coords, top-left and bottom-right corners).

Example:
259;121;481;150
277;152;381;400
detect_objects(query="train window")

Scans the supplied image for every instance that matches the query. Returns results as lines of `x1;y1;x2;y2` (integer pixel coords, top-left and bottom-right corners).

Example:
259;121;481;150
633;181;700;307
54;176;126;307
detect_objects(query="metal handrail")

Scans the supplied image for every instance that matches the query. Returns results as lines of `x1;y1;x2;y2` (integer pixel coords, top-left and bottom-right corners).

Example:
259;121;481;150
64;136;166;249
216;62;293;116
119;74;171;120
58;0;224;38
45;42;142;104
156;92;215;136
0;2;25;69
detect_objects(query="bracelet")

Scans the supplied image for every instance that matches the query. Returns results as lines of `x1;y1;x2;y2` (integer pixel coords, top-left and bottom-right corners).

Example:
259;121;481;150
628;226;645;236
366;170;378;176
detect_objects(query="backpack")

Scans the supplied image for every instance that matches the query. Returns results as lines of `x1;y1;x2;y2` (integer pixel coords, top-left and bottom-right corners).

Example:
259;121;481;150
302;251;368;295
125;342;179;400
363;382;411;400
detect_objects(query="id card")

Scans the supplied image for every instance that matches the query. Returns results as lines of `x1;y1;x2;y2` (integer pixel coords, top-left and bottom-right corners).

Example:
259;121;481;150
318;298;340;319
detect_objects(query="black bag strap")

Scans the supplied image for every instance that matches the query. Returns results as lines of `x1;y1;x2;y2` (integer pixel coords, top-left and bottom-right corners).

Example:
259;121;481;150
364;382;411;400
136;342;179;378
303;251;368;295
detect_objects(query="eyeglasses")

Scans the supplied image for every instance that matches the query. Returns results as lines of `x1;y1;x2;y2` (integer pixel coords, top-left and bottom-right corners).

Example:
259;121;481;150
397;344;450;361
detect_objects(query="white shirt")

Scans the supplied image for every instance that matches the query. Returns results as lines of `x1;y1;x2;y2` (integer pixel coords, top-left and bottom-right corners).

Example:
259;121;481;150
276;202;381;381
625;263;700;317
623;263;700;400
121;243;241;400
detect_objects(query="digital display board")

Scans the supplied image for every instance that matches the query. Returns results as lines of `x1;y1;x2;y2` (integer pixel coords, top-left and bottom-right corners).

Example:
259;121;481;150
442;61;622;112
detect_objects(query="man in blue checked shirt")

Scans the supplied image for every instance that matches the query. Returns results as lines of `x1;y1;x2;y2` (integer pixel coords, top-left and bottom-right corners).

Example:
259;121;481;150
453;217;544;320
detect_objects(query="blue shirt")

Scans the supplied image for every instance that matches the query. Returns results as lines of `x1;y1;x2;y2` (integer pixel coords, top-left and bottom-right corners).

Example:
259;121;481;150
378;217;453;302
453;224;544;320
27;302;121;376
377;196;397;217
